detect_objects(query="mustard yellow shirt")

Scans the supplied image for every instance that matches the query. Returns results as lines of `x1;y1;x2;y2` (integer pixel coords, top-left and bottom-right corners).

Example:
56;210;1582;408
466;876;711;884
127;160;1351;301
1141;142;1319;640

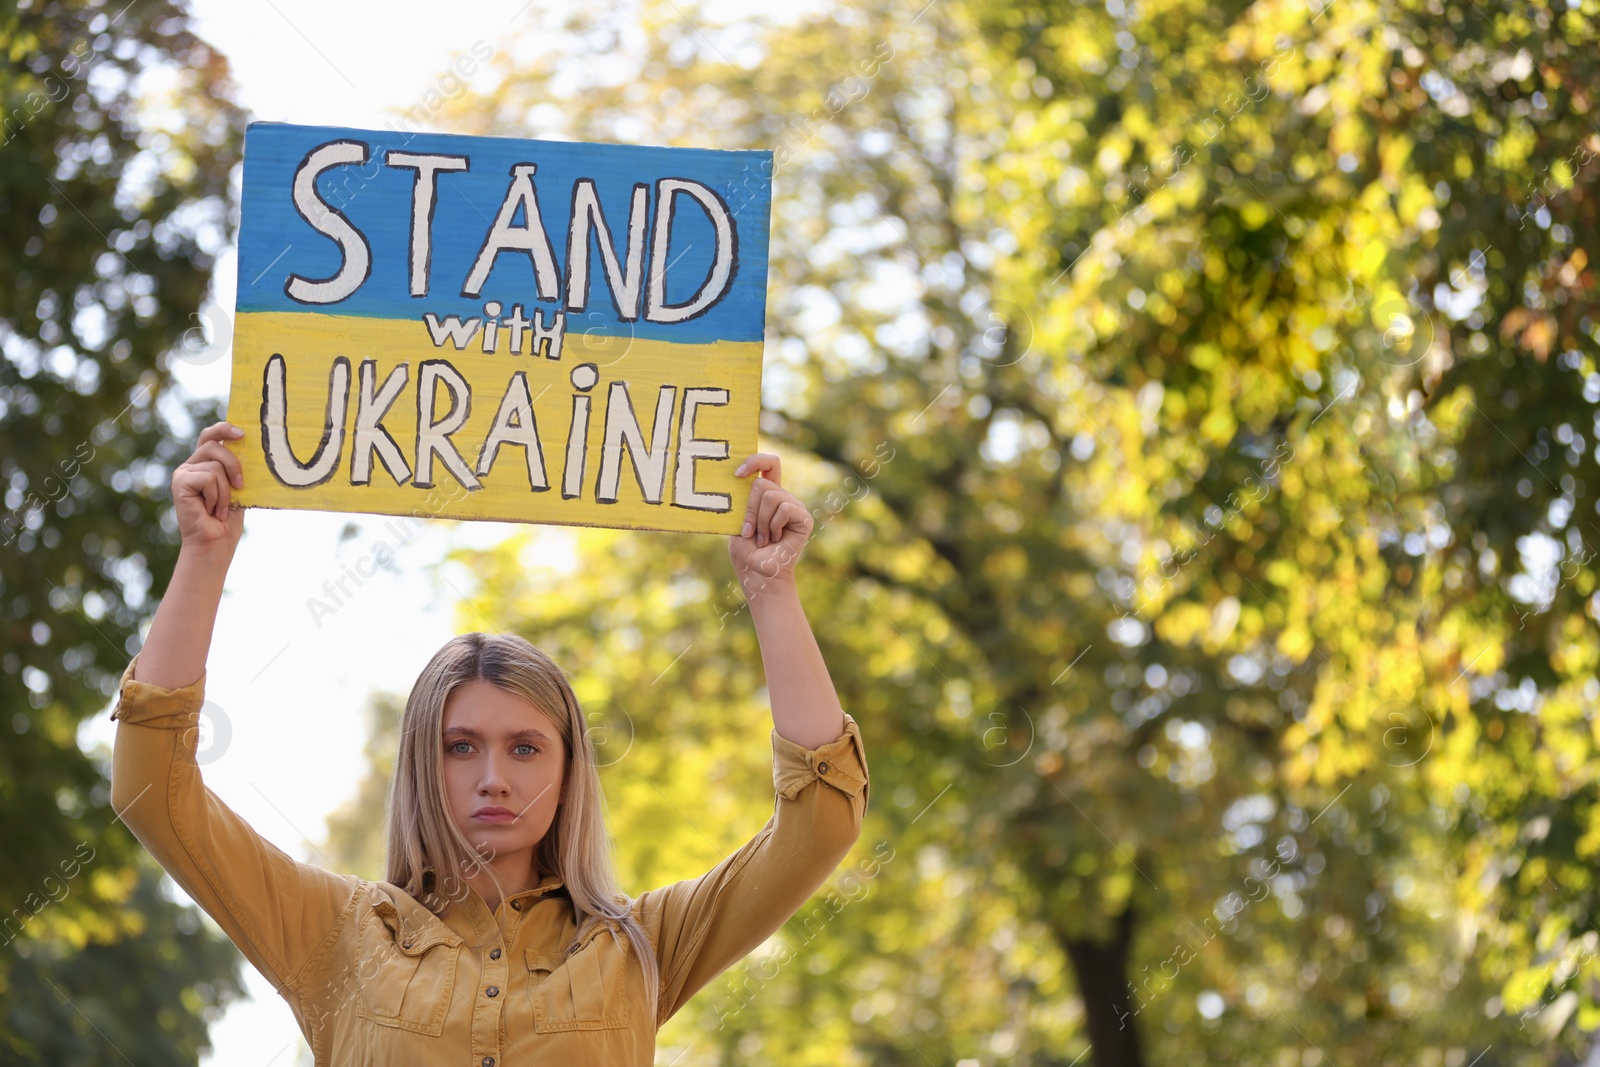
108;653;869;1066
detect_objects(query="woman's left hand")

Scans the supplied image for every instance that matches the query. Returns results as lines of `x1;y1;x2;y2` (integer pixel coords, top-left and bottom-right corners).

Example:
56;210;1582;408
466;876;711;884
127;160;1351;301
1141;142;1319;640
728;452;813;592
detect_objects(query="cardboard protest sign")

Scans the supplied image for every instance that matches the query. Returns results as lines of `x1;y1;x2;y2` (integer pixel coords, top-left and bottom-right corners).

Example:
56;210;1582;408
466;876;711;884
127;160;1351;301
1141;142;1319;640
226;121;772;534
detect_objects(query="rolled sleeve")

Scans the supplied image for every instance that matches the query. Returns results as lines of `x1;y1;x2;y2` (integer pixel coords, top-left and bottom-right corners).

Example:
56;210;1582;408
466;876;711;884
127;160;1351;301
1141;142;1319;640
773;714;869;807
109;654;361;1001
636;712;869;1026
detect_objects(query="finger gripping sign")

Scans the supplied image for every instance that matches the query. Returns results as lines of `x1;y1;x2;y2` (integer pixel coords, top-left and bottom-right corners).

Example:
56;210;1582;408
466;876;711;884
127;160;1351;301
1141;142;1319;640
226;122;772;534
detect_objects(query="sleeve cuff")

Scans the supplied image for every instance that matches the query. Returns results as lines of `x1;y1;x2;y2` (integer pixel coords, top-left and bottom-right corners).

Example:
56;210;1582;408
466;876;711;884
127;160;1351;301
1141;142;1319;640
110;653;207;725
771;713;868;804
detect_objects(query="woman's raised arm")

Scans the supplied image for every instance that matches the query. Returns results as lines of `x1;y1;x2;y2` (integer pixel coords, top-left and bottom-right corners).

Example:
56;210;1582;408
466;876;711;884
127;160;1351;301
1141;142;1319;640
634;453;869;1025
131;420;245;689
727;451;846;749
110;421;364;1009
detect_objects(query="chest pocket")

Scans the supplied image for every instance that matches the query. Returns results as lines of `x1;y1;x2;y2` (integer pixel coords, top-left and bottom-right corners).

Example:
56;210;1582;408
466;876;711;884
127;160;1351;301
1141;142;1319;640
526;924;631;1032
353;899;463;1037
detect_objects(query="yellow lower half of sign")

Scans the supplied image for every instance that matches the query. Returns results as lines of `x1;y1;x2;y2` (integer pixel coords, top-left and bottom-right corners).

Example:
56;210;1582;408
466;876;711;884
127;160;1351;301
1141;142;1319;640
225;311;762;535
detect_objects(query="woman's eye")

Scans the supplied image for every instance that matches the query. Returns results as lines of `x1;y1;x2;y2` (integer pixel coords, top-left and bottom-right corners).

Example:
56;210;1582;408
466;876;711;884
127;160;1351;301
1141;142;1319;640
449;741;472;754
515;743;539;756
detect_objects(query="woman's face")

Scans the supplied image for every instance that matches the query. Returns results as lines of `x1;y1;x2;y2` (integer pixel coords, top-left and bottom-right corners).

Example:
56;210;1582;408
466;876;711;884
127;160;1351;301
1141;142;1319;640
440;679;567;865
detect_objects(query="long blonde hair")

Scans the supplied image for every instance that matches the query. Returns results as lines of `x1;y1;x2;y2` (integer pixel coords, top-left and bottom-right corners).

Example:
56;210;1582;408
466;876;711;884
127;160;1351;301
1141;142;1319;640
385;631;660;1017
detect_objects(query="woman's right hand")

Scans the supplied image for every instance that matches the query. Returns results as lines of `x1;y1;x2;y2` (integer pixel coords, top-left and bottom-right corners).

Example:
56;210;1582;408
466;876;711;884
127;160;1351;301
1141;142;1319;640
174;421;247;552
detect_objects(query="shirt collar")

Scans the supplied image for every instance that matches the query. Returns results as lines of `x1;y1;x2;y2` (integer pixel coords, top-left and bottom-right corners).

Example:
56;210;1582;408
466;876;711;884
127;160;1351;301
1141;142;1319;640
425;868;568;914
517;872;567;900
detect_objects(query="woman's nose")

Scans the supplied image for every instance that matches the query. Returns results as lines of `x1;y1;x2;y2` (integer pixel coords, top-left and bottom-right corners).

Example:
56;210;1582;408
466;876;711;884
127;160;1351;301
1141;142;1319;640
478;756;510;795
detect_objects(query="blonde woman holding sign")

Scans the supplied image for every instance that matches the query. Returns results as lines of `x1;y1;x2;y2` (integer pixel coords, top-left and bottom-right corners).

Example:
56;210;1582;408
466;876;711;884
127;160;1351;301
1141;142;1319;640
110;419;869;1065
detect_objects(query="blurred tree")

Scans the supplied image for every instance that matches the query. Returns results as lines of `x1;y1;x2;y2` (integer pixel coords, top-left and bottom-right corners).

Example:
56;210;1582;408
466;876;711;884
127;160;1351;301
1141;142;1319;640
425;4;1497;1062
322;692;404;882
1299;0;1600;1055
435;4;1510;1062
988;0;1600;1057
1;861;244;1064
0;0;247;1057
256;0;1600;1065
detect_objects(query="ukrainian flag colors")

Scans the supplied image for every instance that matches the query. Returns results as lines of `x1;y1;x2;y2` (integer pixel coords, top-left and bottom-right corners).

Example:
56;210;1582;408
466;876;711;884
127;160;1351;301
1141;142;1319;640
227;121;772;535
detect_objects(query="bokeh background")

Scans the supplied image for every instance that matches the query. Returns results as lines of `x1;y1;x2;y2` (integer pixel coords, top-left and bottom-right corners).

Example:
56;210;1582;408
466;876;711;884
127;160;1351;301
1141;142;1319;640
3;0;1597;1064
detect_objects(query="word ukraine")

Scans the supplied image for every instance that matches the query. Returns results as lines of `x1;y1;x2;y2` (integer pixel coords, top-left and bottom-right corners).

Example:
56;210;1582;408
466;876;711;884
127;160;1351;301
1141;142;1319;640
228;121;772;535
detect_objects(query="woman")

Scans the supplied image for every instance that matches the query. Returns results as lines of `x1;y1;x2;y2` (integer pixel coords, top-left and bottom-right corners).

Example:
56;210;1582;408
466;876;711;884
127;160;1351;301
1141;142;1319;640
110;420;870;1065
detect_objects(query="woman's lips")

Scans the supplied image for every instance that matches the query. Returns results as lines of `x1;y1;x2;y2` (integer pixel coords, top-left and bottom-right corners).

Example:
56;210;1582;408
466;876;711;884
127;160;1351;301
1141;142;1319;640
472;808;516;823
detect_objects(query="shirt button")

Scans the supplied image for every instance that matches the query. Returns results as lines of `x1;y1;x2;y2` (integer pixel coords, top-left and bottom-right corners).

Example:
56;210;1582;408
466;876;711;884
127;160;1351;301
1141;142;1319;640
510;901;522;911
483;1058;495;1067
486;986;500;997
490;948;501;960
818;761;829;774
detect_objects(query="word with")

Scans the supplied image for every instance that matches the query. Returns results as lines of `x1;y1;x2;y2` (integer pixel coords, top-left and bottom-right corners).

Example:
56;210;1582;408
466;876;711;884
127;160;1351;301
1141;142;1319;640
710;839;895;1029
1;842;96;946
422;302;567;358
289;142;738;328
263;359;732;512
1;442;95;547
712;440;896;627
305;477;472;628
1118;832;1300;1029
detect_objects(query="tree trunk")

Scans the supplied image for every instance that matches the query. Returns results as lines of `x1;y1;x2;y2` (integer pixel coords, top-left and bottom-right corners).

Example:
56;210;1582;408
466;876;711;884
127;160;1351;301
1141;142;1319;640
1057;903;1144;1067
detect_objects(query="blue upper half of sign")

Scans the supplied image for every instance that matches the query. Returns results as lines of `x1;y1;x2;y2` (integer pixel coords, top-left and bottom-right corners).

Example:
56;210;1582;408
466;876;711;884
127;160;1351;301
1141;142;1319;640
236;122;773;344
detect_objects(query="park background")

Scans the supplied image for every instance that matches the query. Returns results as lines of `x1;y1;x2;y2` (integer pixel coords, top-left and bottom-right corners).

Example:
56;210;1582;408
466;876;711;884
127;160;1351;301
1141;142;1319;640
2;0;1597;1064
